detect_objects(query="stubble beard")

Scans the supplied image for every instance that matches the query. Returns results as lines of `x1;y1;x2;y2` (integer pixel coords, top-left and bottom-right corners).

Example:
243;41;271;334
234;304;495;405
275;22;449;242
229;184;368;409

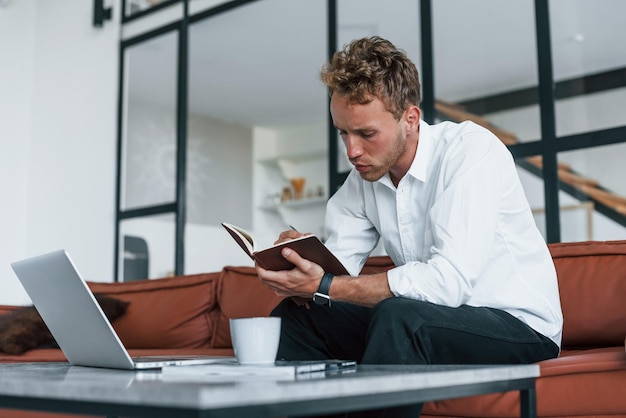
358;129;406;183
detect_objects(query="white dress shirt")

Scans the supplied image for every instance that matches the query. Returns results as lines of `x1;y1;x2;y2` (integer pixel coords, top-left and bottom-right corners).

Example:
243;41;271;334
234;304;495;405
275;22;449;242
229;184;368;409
325;120;563;346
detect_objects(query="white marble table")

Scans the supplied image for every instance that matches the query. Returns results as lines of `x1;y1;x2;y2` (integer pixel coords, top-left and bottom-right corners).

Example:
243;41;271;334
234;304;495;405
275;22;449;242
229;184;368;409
0;362;539;417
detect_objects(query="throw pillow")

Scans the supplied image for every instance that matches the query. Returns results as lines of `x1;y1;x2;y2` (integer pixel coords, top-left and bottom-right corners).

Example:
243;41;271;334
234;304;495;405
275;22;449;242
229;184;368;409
0;294;129;355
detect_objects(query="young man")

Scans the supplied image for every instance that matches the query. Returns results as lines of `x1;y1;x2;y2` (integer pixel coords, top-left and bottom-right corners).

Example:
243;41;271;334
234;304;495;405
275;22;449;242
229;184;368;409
256;37;562;417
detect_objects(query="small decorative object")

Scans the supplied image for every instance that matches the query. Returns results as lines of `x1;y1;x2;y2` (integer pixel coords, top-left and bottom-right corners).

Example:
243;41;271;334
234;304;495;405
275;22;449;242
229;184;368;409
290;177;306;200
281;186;293;202
265;193;281;207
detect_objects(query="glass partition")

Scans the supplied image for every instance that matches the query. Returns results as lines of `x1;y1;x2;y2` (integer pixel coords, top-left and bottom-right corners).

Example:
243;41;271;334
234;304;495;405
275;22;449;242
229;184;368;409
121;31;178;211
119;214;176;281
336;0;421;177
549;0;626;137
116;0;626;277
433;0;540;143
558;144;626;241
516;155;547;240
185;0;328;274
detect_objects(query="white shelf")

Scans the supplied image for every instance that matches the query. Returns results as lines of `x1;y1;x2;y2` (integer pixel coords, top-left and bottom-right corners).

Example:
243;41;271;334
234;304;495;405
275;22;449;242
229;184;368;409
253;126;329;239
259;196;327;211
256;150;327;165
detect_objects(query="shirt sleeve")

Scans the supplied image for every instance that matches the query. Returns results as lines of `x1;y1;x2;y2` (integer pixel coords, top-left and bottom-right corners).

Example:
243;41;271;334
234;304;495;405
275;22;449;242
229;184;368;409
324;170;380;276
388;130;509;307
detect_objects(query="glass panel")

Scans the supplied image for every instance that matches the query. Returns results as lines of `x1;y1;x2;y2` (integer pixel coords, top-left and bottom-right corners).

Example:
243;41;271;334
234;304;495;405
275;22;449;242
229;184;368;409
336;0;421;175
553;86;626;137
558;144;626;241
550;0;626;136
119;214;175;281
121;31;178;210
433;0;540;143
185;0;328;274
516;155;547;240
337;0;421;66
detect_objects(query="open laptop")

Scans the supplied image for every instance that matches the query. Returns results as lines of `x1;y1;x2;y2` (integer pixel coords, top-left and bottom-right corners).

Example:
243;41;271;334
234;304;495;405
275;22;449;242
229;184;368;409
11;250;228;370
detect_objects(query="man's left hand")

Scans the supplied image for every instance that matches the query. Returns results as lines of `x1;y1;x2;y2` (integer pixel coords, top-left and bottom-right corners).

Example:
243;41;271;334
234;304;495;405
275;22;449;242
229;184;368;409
255;247;324;299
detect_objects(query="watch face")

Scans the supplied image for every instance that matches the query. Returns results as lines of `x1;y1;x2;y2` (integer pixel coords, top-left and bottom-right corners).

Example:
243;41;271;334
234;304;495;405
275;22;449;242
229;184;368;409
313;292;330;305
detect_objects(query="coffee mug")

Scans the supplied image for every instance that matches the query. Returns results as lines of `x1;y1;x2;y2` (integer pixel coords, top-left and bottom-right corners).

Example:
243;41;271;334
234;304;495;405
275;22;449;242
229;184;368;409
229;317;281;365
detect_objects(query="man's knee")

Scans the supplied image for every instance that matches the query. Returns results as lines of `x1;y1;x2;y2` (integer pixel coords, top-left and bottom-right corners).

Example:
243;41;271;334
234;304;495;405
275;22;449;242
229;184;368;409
367;297;430;343
363;298;432;364
370;297;426;325
368;298;442;347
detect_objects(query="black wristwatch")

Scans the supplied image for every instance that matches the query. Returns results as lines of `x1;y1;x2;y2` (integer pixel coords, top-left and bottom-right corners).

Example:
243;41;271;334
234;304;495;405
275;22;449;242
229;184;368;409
313;272;334;306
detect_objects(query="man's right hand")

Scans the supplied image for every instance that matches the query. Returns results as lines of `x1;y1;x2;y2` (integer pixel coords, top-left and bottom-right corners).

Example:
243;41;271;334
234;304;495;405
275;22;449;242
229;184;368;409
274;229;308;245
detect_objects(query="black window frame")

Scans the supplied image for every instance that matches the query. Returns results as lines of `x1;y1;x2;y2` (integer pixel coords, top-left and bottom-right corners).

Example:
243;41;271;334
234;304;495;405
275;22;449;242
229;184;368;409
115;0;626;280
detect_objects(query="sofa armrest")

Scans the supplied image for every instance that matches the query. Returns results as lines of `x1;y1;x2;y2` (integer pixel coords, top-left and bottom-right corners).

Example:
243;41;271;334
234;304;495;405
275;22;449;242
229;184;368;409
548;240;626;348
211;266;283;348
0;306;19;316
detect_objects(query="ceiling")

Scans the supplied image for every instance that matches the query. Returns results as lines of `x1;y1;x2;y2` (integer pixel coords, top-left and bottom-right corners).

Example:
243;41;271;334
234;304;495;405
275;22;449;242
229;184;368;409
127;0;626;128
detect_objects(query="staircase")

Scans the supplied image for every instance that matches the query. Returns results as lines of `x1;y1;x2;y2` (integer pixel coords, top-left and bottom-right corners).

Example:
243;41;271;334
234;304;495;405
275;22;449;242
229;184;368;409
435;100;626;226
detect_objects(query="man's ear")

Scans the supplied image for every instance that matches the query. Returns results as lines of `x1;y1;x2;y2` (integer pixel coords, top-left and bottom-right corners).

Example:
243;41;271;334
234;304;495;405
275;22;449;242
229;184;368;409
405;106;421;133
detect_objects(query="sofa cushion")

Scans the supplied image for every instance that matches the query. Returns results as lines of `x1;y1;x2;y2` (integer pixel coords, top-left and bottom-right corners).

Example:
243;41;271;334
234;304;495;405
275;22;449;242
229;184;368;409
0;295;128;355
212;266;283;349
359;256;395;275
88;273;220;349
422;347;626;417
548;240;626;348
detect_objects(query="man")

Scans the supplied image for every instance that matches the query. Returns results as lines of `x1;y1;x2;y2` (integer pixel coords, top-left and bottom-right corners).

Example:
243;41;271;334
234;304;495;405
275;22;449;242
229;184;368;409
256;37;562;417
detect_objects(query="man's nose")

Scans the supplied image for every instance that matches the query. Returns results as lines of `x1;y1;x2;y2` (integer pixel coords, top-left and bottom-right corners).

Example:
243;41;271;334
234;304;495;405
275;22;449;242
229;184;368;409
344;136;363;160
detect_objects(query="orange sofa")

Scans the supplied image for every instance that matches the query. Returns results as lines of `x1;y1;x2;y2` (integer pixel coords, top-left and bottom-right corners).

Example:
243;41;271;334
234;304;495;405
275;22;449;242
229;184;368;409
1;240;625;417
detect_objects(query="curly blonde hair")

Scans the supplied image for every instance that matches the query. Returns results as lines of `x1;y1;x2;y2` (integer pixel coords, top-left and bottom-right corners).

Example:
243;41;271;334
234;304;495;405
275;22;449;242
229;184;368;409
320;36;421;120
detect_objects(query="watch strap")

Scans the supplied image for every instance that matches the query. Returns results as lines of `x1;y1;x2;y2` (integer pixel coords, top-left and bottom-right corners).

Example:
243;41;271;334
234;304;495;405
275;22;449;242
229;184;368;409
313;272;334;306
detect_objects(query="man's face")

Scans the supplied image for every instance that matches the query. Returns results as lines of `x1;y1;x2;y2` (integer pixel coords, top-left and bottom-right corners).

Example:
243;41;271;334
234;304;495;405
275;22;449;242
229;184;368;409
330;94;406;182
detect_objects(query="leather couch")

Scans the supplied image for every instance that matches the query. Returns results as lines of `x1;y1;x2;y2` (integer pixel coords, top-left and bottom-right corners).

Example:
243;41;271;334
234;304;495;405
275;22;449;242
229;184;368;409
1;240;625;417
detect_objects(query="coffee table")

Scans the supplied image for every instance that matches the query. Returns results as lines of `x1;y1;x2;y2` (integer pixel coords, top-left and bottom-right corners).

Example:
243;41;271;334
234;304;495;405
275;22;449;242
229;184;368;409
0;362;539;417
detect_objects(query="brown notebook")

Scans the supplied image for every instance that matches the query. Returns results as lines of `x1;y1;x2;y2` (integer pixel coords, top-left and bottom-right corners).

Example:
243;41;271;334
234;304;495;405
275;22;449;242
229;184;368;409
221;223;349;275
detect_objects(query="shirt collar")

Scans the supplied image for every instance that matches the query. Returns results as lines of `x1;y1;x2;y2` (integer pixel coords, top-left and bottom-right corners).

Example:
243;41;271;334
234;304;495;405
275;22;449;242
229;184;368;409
408;119;432;183
377;119;432;188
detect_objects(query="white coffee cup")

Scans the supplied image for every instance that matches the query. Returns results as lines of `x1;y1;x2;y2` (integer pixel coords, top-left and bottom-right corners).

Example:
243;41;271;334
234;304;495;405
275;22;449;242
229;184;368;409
229;317;281;365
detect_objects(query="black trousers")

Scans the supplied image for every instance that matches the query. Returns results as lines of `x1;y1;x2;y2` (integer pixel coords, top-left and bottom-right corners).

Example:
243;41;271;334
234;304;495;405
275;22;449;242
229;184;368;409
271;297;559;418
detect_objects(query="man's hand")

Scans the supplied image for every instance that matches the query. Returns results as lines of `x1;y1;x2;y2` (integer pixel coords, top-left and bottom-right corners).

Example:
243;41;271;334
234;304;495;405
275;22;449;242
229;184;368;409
273;229;309;245
255;246;324;299
256;230;394;308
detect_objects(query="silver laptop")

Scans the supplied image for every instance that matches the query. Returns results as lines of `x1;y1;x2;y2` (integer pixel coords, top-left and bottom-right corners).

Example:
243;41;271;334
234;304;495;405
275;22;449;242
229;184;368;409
11;250;227;370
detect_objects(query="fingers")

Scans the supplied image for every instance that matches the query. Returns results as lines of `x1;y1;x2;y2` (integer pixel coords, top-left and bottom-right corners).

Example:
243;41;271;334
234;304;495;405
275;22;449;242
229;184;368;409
255;263;281;282
255;249;324;299
274;229;307;245
280;247;306;267
255;263;288;293
290;297;311;309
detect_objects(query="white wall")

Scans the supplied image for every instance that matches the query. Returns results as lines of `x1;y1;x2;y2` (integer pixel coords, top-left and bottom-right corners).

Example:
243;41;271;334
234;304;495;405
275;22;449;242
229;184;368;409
0;0;120;305
0;0;35;304
187;112;252;227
